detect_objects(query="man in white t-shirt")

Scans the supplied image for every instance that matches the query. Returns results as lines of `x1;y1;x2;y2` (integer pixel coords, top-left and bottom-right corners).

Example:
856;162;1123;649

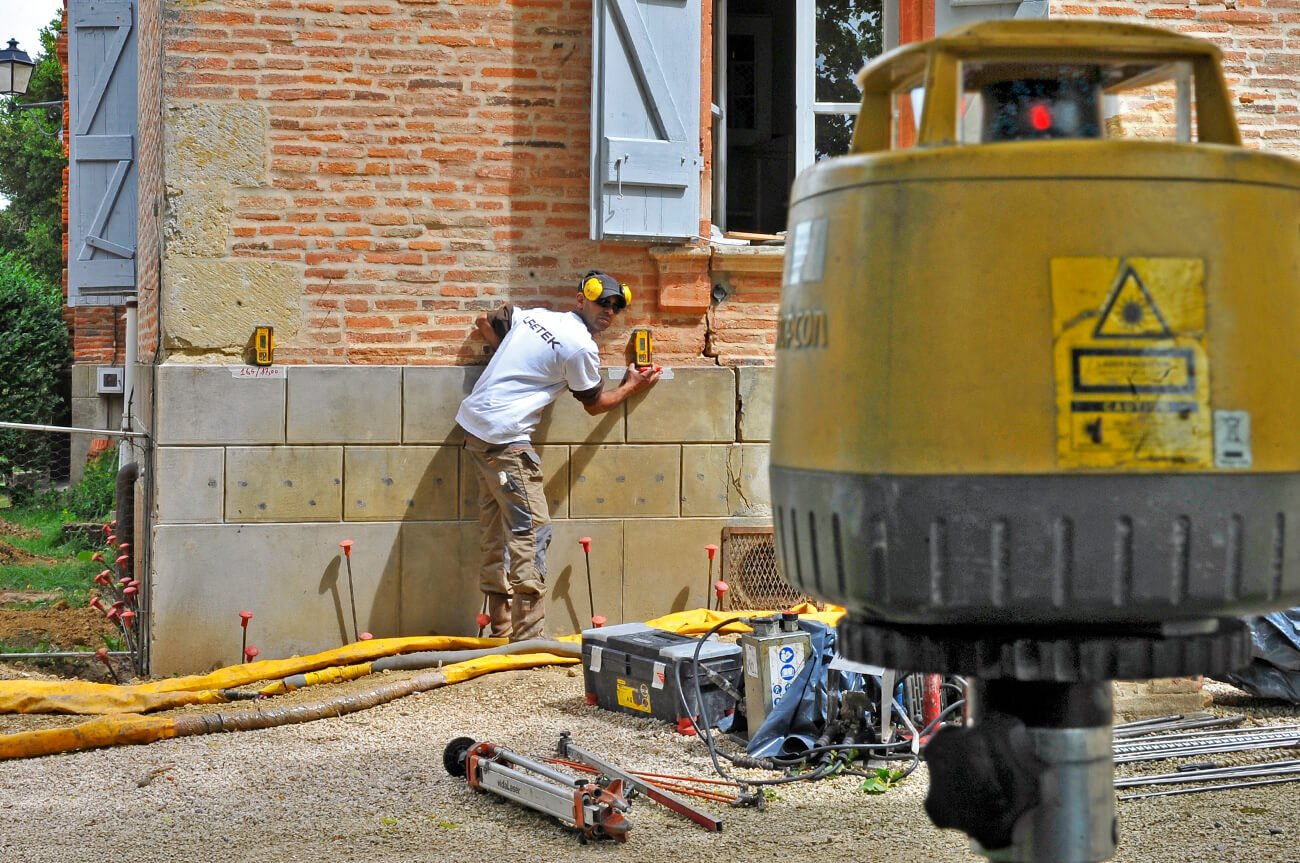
456;271;663;641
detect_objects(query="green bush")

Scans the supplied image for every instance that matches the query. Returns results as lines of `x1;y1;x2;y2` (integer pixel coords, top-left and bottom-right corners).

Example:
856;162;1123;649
65;449;118;523
0;253;70;501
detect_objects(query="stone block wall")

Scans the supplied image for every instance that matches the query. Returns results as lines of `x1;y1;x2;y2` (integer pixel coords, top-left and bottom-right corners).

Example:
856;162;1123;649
149;363;773;672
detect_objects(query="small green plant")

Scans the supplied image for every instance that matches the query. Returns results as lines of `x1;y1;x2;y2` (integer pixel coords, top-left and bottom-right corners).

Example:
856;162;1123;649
64;450;118;523
859;766;907;795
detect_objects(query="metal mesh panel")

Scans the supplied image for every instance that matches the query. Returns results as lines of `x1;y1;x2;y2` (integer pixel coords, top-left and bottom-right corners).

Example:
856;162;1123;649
721;526;814;611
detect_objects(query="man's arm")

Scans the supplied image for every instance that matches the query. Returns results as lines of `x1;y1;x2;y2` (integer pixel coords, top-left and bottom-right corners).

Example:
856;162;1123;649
581;364;663;416
475;304;513;351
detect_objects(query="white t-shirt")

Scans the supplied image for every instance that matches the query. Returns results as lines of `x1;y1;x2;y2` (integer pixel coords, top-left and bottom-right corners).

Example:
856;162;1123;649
455;307;603;444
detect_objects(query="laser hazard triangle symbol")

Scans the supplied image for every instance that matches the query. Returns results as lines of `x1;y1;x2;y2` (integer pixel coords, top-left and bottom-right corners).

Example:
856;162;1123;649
1093;261;1173;339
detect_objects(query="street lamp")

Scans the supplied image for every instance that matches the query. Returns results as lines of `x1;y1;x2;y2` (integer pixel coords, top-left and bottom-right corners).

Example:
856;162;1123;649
0;38;35;97
1;37;63;139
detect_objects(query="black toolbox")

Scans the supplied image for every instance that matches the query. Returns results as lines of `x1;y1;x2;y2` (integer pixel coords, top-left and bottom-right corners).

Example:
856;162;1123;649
581;623;742;730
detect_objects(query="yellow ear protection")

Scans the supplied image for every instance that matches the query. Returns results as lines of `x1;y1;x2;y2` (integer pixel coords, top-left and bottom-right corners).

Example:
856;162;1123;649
581;271;633;307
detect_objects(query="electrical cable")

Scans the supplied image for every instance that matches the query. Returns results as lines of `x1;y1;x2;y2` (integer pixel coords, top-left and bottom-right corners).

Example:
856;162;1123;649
673;616;945;792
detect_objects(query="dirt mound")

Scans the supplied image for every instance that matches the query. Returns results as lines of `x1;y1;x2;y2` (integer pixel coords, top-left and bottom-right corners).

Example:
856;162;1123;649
0;541;54;566
0;519;41;540
0;606;116;651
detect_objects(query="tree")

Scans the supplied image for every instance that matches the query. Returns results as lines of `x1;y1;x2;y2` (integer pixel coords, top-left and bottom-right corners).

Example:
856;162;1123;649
0;253;70;497
815;0;883;160
0;14;65;286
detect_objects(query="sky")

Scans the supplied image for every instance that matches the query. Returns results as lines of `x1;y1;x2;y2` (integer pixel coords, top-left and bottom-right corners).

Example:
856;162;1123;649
5;0;65;69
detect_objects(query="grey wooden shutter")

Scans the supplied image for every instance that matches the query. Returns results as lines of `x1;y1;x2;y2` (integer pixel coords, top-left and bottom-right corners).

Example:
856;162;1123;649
590;0;702;241
68;0;138;305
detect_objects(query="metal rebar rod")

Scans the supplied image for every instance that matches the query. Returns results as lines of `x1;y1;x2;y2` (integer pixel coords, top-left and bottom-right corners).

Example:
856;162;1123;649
0;421;148;438
1114;737;1300;764
0;651;133;661
1114;714;1185;731
1116;760;1300;788
1114;726;1300;751
1119;774;1300;800
1113;716;1242;738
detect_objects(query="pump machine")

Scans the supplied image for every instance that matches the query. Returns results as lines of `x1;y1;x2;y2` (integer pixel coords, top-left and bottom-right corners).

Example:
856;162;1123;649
771;20;1300;863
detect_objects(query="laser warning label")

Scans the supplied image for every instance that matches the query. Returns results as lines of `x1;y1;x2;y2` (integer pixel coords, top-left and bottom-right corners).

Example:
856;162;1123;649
1051;257;1211;470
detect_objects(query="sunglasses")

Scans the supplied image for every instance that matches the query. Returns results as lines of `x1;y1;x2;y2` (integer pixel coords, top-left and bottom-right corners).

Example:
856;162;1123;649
595;297;626;312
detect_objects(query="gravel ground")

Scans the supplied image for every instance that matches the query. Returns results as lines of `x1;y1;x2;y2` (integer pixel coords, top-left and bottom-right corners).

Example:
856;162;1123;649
1;665;1298;863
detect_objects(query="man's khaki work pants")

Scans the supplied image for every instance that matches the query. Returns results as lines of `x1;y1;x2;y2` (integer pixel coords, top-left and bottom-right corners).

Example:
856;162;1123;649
464;434;550;641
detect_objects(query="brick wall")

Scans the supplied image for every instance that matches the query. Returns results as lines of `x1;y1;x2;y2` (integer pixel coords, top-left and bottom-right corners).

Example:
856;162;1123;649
158;0;732;368
1053;0;1300;159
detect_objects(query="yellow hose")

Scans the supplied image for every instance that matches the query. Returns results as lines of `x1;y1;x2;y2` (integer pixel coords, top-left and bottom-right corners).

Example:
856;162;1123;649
0;605;843;760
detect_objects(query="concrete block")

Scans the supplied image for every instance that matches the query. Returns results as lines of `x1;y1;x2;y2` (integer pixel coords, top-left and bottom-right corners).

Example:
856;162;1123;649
678;444;769;517
681;445;730;517
150;522;403;674
155;364;285;445
226;446;342;522
570;446;680;518
344;446;458;521
402;366;482;444
732;444;771;516
535;372;625;443
163;259;302;352
459;445;569;520
71;364;95;399
626;367;736;442
287;366;401;444
623;518;729;622
398;521;484;637
738;366;775;442
155;447;224;524
547;521;624;634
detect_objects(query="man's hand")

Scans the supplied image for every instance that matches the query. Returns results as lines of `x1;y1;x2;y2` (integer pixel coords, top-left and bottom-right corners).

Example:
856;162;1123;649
623;363;663;393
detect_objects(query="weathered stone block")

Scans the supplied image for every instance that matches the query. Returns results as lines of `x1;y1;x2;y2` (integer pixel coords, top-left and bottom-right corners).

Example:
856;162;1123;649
155;365;285;445
679;444;768;516
570;445;680;518
155;447;224;524
163;259;301;352
72;364;95;399
681;446;730;517
738;366;775;442
165;103;266;189
460;445;569;520
287;366;401;443
344;446;458;521
165;189;231;257
403;366;482;444
150;522;403;674
626;367;736;442
623;518;729;622
226;446;342;522
399;521;483;637
547;521;624;634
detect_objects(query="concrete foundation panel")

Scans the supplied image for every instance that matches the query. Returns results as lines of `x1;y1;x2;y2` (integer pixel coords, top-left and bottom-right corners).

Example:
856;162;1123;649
626;367;736;442
150;522;402;674
155;365;286;445
287;366;401;443
547;520;624;634
226;446;343;522
344;446;458;521
623;518;729;622
402;366;482;444
155;447;224;524
398;521;481;637
570;445;680;518
738;366;775;442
